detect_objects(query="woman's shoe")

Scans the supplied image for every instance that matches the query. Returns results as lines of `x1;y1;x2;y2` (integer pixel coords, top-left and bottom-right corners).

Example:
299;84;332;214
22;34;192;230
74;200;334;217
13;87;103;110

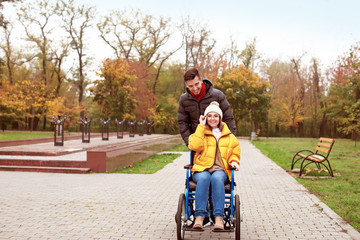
213;217;224;230
193;216;204;229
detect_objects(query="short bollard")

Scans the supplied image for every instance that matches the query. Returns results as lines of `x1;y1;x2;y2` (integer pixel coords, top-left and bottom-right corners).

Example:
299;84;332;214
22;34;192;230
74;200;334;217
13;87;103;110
52;115;67;146
100;118;111;141
80;117;91;143
128;120;136;137
138;120;146;136
146;120;153;135
115;119;125;139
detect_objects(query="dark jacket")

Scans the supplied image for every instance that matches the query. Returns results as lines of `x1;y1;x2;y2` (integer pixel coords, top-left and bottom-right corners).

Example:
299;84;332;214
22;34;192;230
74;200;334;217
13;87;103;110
177;79;236;145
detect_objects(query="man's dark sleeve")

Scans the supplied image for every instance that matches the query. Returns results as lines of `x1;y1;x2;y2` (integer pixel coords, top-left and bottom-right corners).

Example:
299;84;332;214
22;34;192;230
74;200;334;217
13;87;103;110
218;91;236;135
177;97;191;146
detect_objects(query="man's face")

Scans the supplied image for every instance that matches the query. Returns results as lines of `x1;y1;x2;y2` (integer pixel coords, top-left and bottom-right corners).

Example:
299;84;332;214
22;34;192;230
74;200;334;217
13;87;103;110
186;76;202;95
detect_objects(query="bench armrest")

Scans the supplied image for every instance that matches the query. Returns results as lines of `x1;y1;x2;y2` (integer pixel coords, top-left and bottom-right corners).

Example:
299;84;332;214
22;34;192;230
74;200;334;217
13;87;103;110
295;149;314;156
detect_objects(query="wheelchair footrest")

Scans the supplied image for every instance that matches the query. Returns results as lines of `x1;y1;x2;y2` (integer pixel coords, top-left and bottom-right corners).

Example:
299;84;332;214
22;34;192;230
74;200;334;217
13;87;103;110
212;226;234;232
183;225;204;232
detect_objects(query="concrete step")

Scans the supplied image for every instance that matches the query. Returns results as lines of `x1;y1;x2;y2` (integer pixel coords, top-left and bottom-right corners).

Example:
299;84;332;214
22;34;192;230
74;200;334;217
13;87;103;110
0;165;91;174
0;159;87;168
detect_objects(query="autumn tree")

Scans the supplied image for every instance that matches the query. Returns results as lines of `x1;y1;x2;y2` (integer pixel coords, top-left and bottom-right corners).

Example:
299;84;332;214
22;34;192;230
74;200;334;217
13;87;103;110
152;63;185;132
239;37;261;72
57;0;96;116
327;42;360;141
97;9;180;95
16;0;62;129
46;92;84;129
17;0;56;86
19;77;49;131
0;0;20;26
90;58;137;120
127;61;156;120
180;16;216;73
51;41;69;97
0;74;50;131
307;58;327;137
215;65;271;134
0;20;15;84
262;60;307;136
0;75;21;127
290;57;307;137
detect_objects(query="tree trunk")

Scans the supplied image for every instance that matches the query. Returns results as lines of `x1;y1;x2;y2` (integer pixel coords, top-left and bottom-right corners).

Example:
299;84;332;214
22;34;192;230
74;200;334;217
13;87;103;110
319;112;327;137
33;117;40;131
290;126;296;136
250;107;255;132
43;115;46;130
298;122;304;137
12;121;18;130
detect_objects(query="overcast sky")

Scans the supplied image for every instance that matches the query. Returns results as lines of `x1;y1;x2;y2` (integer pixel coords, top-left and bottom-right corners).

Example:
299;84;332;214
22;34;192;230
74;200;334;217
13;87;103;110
82;0;360;68
3;0;360;74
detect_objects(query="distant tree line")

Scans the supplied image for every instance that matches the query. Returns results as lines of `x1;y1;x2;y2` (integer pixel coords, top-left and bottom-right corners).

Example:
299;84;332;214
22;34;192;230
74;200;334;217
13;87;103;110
0;0;359;140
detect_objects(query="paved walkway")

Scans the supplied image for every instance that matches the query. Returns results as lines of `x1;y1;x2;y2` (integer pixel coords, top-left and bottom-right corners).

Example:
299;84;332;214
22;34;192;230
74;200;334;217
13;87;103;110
0;140;359;240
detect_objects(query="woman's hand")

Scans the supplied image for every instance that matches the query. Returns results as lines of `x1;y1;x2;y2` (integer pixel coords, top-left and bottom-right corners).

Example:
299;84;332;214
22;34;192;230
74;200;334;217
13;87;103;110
199;115;206;126
231;162;240;171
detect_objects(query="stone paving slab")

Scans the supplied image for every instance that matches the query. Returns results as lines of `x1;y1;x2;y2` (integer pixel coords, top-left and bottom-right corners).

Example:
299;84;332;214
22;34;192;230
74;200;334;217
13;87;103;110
0;139;359;239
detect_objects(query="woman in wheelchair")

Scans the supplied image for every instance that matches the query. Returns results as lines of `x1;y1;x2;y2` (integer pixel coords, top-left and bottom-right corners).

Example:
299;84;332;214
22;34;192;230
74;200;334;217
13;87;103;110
188;101;240;230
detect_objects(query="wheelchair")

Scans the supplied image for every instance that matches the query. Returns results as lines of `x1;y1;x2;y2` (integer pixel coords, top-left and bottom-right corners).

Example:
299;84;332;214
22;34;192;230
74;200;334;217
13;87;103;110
175;150;241;239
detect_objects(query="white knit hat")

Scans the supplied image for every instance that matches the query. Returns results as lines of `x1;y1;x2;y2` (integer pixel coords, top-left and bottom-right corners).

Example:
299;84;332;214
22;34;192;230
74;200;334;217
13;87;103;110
204;101;223;119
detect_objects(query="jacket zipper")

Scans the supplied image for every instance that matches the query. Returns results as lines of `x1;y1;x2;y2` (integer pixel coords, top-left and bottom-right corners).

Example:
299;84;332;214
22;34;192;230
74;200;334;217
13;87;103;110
207;132;231;171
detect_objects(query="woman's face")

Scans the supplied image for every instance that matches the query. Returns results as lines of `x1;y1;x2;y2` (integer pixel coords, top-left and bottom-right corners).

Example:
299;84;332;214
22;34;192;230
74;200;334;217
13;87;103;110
206;112;220;129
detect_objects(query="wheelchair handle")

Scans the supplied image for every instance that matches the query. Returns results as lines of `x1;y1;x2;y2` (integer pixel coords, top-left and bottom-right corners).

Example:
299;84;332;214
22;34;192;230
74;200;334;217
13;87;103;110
229;166;237;170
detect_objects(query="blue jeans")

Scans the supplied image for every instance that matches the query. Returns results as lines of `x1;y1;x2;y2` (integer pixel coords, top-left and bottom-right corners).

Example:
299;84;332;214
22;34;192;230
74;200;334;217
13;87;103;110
192;170;227;218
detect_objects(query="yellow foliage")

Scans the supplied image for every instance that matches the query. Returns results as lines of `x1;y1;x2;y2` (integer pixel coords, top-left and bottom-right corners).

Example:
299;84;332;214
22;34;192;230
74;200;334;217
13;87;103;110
46;96;84;128
91;58;137;119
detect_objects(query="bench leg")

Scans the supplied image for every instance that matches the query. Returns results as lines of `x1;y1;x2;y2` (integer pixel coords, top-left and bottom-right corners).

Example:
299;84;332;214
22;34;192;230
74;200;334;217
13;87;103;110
299;159;307;177
291;156;303;170
320;159;334;177
299;160;317;177
300;159;334;177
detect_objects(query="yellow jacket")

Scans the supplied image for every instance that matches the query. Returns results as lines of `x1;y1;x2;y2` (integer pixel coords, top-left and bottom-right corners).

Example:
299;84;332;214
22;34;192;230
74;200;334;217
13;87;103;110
188;122;240;181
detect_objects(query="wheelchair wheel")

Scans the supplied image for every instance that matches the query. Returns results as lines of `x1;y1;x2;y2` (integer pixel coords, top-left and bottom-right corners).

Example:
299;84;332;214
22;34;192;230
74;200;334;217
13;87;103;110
175;193;185;240
234;194;241;240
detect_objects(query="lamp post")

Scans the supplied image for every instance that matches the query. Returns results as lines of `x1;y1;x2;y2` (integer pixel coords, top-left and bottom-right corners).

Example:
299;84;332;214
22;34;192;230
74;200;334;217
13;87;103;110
80;117;91;143
52;115;67;146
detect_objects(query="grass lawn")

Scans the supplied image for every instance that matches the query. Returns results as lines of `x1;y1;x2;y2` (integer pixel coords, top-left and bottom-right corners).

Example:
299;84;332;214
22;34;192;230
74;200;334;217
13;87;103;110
252;138;360;232
166;143;188;152
111;153;181;174
0;131;54;140
111;143;189;174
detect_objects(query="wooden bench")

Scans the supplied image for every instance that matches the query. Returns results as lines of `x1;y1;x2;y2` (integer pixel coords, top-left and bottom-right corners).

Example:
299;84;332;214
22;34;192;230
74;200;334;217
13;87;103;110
291;137;335;177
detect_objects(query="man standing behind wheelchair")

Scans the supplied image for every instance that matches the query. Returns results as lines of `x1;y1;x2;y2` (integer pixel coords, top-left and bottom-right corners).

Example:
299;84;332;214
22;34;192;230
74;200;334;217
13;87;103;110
177;68;236;146
188;101;240;230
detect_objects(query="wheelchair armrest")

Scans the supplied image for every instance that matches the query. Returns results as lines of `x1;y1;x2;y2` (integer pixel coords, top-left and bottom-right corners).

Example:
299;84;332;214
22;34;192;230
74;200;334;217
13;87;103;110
229;166;237;170
184;164;193;169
